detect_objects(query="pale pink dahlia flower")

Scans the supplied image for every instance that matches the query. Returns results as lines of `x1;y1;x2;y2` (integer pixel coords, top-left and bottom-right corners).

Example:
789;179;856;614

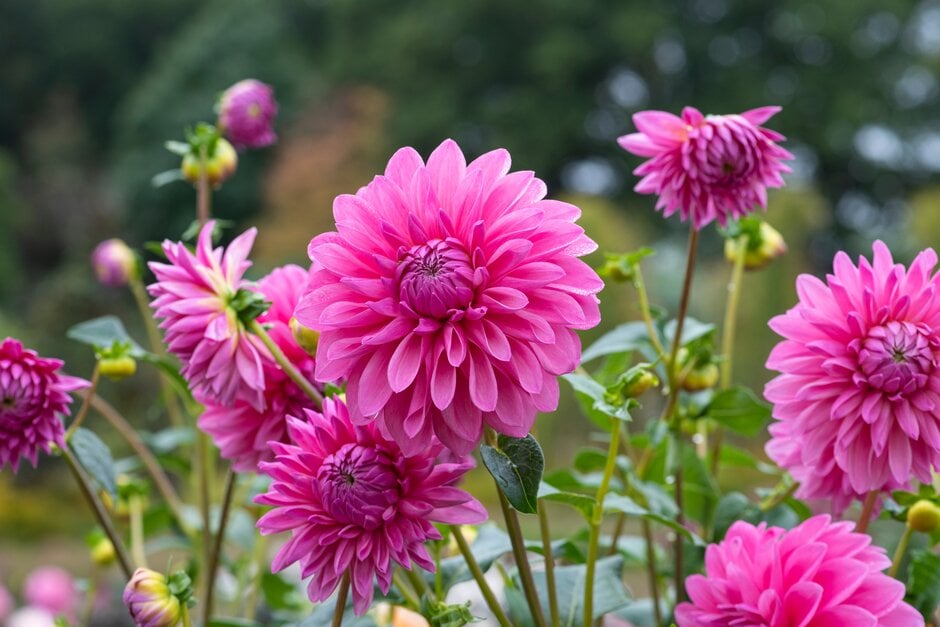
618;106;793;229
218;79;277;149
148;221;267;410
256;396;487;615
0;338;88;472
295;139;603;455
24;567;78;620
198;264;318;472
676;515;923;626
765;242;940;512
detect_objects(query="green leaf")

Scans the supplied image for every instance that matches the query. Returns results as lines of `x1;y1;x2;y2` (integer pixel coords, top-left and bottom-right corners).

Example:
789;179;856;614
164;140;191;155
151;169;184;188
438;525;512;590
663;317;715;346
538;481;596;519
69;428;117;497
581;321;652;363
481;434;544;514
603;494;705;546
261;572;303;611
524;555;631;625
718;443;780;475
562;373;632;427
67;316;146;357
701;386;771;437
906;549;940;620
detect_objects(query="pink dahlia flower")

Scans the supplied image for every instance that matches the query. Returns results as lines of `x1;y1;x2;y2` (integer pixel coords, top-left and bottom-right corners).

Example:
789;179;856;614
148;221;267;410
296;139;603;455
618;106;793;229
765;242;940;512
218;79;277;149
676;515;923;626
256;396;487;615
23;567;78;620
198;264;318;472
0;339;88;472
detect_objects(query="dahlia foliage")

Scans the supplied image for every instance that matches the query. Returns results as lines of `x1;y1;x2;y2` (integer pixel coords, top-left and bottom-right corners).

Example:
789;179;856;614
5;83;940;627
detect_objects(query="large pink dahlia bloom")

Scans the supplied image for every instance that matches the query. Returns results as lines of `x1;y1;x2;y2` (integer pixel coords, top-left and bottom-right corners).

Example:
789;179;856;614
149;221;267;410
198;264;318;472
296;139;603;455
765;242;940;512
0;338;88;472
256;397;487;614
618;106;793;229
676;515;923;626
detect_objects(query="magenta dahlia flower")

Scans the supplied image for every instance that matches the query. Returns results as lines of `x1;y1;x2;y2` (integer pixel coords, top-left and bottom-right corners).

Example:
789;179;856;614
676;515;923;626
765;242;940;512
295;139;603;455
256;396;487;615
218;79;277;149
618;106;793;229
198;264;318;472
148;221;268;410
0;338;88;472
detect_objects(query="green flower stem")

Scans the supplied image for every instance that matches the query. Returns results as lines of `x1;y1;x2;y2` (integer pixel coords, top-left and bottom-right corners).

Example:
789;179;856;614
856;490;880;535
203;469;237;626
641;519;663;627
758;479;799;512
128;275;184;429
81;392;190;535
632;264;667;361
584;421;621;627
392;569;421;609
64;364;100;440
195;430;212;610
889;524;914;578
248;319;323;408
129;494;147;568
61;446;134;578
404;566;431;603
449;525;513;627
538;504;560;627
433;542;444;601
196;149;211;227
663;228;700;423
332;572;350;627
181;605;192;627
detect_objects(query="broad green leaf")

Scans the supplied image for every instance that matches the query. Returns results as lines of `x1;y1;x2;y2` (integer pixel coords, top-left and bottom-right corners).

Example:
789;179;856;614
438;525;512;590
631;479;678;518
67;316;146;356
663;317;715;346
702;386;771;437
261;572;303;611
906;549;940;620
521;555;631;626
481;434;545;514
603;494;704;546
719;443;780;475
562;373;632;427
70;428;117;497
538;481;596;519
581;321;652;363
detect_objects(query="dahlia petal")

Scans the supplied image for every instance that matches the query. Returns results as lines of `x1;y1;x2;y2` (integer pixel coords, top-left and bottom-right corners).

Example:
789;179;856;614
388;333;424;393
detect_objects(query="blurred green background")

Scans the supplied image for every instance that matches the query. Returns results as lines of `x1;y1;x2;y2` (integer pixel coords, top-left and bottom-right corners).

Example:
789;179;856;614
2;0;940;604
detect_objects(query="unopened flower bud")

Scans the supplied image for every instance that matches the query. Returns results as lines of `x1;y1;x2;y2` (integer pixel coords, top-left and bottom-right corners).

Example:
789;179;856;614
624;370;659;398
123;569;185;627
89;536;115;566
218;79;278;149
682;363;720;392
99;356;137;381
290;317;319;355
91;239;138;287
181;138;238;188
724;221;787;271
907;499;940;533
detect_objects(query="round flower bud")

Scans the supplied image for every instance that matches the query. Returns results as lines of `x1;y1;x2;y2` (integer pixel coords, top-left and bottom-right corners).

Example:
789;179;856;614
682;363;720;392
99;356;137;381
724;221;787;271
90;536;116;566
289;316;319;356
181;139;238;188
218;79;278;149
624;370;659;398
907;499;940;533
123;568;182;627
91;239;138;287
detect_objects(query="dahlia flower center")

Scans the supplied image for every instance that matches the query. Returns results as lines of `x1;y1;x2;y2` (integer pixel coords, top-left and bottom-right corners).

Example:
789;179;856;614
397;240;474;318
0;370;40;422
317;443;399;527
857;321;938;395
688;117;760;185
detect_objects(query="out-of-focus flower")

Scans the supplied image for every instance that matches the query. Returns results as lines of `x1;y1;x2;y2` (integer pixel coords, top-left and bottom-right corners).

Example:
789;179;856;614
6;607;55;627
724;220;787;271
0;583;13;623
218;79;277;149
180;138;237;188
91;239;138;287
765;242;940;513
618;106;792;229
256;396;487;615
198;264;319;472
90;535;116;566
907;499;940;533
148;221;268;410
123;568;189;627
23;567;78;620
0;339;88;472
676;515;924;626
296;139;603;455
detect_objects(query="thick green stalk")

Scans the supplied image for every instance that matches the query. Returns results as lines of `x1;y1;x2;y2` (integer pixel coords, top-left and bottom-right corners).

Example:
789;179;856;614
392;570;421;609
584;423;621;627
632;265;667;362
129;494;147;568
450;526;512;627
889;525;914;578
332;573;350;627
248;319;323;408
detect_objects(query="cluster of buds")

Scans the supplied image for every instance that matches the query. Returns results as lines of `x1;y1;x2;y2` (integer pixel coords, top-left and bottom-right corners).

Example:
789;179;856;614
123;568;193;627
722;216;787;271
676;345;720;392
